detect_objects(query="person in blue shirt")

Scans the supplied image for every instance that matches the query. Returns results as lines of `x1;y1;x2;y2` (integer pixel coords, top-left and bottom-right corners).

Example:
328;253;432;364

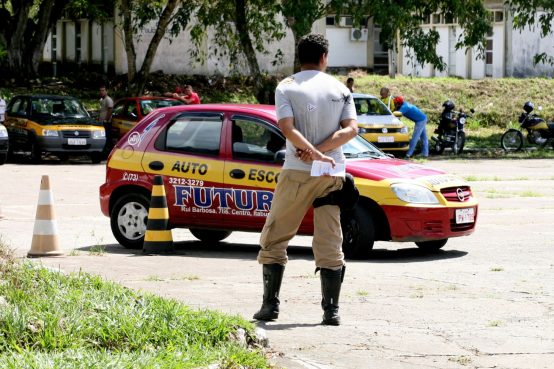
393;96;428;158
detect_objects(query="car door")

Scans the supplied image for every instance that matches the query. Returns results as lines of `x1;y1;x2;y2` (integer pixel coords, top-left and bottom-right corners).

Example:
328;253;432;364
4;97;31;149
222;114;288;230
141;111;225;228
111;100;139;139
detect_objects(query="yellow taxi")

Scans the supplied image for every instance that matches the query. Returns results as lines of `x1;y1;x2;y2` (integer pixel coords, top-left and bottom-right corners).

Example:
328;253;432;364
354;93;410;154
4;94;105;163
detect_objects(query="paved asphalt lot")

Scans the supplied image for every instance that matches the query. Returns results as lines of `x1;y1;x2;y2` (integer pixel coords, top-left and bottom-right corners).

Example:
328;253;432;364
1;158;553;369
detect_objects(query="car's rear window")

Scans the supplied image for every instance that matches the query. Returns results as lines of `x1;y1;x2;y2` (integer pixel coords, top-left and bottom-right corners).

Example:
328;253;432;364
163;115;222;156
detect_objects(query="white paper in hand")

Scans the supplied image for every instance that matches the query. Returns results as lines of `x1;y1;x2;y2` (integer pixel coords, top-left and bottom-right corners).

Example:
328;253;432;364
310;161;346;177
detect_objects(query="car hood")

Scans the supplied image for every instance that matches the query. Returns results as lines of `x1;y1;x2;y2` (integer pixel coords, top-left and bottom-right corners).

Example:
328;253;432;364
357;115;402;126
346;158;466;189
31;115;100;126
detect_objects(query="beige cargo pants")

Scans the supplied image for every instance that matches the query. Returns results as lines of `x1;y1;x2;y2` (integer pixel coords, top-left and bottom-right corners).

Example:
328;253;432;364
257;169;344;270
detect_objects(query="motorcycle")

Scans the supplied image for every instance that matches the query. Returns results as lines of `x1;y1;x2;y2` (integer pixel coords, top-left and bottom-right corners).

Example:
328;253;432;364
501;101;554;151
432;100;474;155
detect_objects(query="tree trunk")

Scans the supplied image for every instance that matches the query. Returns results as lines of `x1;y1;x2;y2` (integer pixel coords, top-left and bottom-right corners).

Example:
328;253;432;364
234;0;262;92
2;0;67;78
134;0;182;95
120;0;137;87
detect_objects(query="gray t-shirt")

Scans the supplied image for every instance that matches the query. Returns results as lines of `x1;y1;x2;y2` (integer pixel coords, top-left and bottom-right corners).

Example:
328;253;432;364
99;96;114;122
275;70;357;172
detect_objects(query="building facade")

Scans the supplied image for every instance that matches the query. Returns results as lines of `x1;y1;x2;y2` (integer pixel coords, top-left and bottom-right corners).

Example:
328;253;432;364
42;2;553;79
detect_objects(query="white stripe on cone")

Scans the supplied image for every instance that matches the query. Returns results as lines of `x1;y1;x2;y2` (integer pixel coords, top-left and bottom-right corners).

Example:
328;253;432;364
32;220;59;236
37;190;54;205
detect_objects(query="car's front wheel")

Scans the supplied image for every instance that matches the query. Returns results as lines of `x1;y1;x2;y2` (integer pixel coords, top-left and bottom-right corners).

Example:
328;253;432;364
189;228;232;243
110;193;150;249
415;239;448;251
340;205;375;259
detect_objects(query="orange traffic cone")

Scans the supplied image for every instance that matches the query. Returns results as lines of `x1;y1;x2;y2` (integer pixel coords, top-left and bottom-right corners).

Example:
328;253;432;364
28;175;63;257
143;175;174;254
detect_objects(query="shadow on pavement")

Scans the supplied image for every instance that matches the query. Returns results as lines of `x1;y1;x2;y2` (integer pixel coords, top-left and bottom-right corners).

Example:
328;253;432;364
255;322;321;330
78;241;467;263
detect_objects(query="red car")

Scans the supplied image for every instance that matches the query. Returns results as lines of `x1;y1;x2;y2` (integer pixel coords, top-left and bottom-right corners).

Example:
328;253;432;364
100;104;478;259
111;96;184;140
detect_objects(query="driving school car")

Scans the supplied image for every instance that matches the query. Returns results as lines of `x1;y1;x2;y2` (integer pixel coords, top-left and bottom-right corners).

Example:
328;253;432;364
354;93;410;154
99;104;478;259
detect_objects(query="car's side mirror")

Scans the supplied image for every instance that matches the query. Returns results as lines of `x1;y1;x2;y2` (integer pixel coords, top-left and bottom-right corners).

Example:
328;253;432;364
274;149;286;164
393;111;402;117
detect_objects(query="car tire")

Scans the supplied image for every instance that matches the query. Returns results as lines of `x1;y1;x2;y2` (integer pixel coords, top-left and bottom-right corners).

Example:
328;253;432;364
189;228;232;243
340;205;375;260
415;239;448;251
110;193;150;249
0;153;6;165
90;152;102;164
29;140;42;164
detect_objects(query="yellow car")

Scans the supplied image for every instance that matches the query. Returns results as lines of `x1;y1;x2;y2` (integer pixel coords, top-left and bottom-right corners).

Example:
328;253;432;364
354;93;410;154
4;94;106;163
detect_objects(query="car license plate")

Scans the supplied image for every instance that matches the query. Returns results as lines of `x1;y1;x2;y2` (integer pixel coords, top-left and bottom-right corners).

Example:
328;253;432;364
378;136;394;143
455;208;475;224
68;138;87;145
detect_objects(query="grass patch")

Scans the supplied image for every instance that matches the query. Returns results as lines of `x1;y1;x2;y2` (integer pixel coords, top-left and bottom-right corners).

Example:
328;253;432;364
448;356;472;366
0;256;269;368
88;244;105;256
488;320;504;327
356;290;369;297
490;267;504;272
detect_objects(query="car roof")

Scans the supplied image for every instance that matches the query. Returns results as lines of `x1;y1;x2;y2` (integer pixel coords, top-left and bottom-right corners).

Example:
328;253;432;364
12;94;79;100
352;93;379;99
157;103;277;118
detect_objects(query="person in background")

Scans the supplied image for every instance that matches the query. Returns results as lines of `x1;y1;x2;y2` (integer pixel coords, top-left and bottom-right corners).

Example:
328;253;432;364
346;77;355;93
380;87;395;112
393;95;428;158
164;86;184;98
253;33;358;326
99;85;114;152
174;85;201;105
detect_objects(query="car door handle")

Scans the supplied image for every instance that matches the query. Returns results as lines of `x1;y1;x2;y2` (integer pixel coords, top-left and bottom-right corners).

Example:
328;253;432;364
149;161;164;171
229;169;245;179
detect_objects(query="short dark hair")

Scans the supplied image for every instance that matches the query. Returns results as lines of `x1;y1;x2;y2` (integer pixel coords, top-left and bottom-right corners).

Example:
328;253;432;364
298;33;329;65
346;77;354;83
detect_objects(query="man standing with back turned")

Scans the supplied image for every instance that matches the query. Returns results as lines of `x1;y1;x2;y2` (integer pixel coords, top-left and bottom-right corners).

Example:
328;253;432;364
253;33;358;326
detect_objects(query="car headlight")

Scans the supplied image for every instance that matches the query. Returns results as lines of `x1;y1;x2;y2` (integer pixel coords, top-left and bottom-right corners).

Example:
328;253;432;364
42;129;59;137
358;127;368;134
391;183;439;204
0;126;7;138
400;126;409;134
92;129;106;139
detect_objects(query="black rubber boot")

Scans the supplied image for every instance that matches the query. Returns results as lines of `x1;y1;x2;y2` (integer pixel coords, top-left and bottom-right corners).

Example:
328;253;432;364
253;264;285;321
320;266;345;326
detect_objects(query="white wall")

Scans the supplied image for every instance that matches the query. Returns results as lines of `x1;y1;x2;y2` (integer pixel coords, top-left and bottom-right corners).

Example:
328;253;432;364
510;16;554;77
326;28;368;67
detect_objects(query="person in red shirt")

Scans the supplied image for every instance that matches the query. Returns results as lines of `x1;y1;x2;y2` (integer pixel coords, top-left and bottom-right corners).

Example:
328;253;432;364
174;85;201;104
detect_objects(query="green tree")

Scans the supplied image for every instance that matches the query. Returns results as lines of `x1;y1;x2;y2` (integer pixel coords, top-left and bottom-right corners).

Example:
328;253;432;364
506;0;554;65
190;0;285;101
333;0;491;77
119;0;196;95
0;0;111;78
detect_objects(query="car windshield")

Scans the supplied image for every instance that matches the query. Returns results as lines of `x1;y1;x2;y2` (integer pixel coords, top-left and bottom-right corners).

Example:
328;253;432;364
141;99;184;116
354;97;391;116
343;135;388;159
31;97;90;120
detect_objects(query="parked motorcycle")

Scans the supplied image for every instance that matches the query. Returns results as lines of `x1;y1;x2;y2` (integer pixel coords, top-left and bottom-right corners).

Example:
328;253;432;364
432;100;474;155
501;101;554;151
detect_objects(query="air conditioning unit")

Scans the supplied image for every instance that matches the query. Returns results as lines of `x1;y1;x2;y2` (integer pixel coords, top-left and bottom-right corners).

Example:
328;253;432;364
350;28;368;42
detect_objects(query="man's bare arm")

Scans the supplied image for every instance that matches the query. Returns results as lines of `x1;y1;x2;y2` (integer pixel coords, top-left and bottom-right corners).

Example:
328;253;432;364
315;119;358;153
279;117;335;165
